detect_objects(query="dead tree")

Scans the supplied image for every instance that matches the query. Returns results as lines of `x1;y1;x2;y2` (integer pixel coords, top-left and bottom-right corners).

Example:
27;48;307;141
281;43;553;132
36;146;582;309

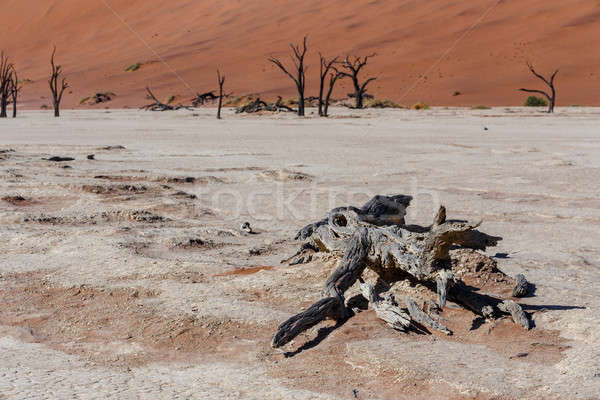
0;52;13;118
9;69;21;118
268;36;308;117
49;46;68;117
323;69;343;117
338;54;377;109
217;70;225;119
318;54;338;116
273;195;532;349
519;62;558;113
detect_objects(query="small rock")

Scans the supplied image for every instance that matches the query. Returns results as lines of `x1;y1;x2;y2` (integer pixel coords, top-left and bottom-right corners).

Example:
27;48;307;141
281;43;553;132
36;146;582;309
46;156;75;162
87;154;95;160
241;222;253;234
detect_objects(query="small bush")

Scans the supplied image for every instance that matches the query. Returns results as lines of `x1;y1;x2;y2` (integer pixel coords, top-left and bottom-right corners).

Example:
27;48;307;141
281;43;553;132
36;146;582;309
364;99;403;109
524;96;548;107
452;91;461;96
40;104;48;109
224;94;258;107
125;62;142;72
165;95;176;104
471;105;491;110
412;101;429;110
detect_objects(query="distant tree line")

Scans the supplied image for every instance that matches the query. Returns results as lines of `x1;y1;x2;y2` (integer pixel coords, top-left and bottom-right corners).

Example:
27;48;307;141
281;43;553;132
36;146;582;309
0;38;562;119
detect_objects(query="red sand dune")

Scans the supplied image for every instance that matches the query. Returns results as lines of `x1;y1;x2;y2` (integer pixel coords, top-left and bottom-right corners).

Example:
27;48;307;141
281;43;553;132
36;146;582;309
1;0;599;109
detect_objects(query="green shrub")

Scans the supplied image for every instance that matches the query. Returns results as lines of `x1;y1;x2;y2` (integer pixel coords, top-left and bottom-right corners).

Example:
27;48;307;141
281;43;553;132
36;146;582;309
412;101;429;110
524;96;548;107
471;105;491;110
452;91;461;96
365;99;403;109
125;62;141;72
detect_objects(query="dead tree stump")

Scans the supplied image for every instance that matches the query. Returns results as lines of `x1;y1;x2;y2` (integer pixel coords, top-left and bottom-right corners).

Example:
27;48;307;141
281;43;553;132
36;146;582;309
272;194;533;349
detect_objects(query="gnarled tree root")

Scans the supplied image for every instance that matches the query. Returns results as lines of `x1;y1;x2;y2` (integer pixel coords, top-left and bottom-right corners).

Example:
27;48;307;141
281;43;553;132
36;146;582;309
271;194;532;349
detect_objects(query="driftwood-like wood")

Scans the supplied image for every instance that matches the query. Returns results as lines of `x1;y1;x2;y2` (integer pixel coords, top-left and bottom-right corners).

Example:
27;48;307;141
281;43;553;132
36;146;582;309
49;46;68;117
512;273;530;297
519;63;558;113
272;194;532;349
359;280;410;331
404;296;452;335
498;300;530;330
268;36;308;117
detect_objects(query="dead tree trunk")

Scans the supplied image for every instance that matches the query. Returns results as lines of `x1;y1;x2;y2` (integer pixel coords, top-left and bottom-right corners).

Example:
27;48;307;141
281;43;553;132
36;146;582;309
519;63;558;113
0;52;13;118
318;54;338;117
273;195;532;349
339;54;377;109
323;70;342;117
9;69;19;118
49;46;68;117
217;69;225;119
268;36;308;117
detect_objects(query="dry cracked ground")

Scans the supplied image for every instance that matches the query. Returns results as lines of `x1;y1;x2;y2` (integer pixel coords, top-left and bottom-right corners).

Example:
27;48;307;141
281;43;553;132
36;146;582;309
0;107;599;399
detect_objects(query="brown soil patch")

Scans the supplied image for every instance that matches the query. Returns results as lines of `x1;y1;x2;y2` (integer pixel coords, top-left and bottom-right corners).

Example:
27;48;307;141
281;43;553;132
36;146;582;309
0;271;262;367
214;265;275;277
2;195;34;206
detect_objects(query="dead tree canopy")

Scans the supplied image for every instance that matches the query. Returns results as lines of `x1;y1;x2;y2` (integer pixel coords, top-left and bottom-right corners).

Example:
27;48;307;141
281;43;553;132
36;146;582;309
273;195;532;349
0;51;14;118
268;36;308;117
49;46;68;117
338;54;377;109
519;62;558;113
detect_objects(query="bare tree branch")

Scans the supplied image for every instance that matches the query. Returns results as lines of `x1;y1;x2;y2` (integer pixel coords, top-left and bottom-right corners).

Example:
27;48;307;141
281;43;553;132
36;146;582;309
519;62;558;113
339;54;377;109
49;45;69;117
268;36;308;116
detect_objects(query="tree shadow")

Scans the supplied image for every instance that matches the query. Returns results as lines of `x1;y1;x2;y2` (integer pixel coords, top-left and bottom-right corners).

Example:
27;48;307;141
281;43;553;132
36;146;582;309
284;310;353;358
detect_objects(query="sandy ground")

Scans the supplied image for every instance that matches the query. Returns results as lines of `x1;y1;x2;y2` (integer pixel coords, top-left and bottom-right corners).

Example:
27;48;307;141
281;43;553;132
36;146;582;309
0;107;599;399
1;0;600;108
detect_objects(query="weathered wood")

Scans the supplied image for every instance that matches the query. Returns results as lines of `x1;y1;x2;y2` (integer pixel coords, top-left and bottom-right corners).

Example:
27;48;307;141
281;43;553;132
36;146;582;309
359;281;410;331
272;194;532;350
271;296;343;348
404;296;452;335
498;300;531;330
512;274;529;297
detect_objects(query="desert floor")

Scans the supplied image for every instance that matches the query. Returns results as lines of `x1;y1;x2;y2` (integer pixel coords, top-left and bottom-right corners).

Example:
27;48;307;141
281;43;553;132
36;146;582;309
0;107;599;399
